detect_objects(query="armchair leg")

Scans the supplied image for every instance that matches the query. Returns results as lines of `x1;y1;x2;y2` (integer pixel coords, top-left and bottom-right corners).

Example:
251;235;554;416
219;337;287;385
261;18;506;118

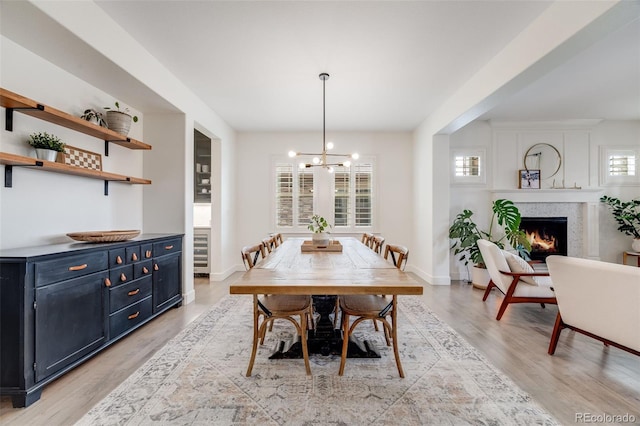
482;280;495;301
540;303;546;309
548;312;564;355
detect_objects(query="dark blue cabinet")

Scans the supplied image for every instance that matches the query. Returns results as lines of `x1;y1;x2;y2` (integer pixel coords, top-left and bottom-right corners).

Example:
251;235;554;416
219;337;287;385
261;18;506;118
0;234;183;408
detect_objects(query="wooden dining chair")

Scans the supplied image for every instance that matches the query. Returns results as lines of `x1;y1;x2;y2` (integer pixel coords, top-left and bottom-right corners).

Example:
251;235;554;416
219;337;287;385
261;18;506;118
273;233;284;247
371;235;385;254
262;235;277;254
338;294;403;378
384;244;409;270
361;232;373;247
241;243;266;270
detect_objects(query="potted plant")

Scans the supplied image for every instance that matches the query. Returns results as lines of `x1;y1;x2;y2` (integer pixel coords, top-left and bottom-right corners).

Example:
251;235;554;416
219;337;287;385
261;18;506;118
104;101;139;136
308;214;332;247
449;199;531;288
80;108;108;128
600;195;640;251
27;132;65;162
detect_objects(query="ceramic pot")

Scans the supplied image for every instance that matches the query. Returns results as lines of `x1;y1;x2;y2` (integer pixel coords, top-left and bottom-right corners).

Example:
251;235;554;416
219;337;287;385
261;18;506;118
35;148;59;162
312;232;329;247
632;238;640;253
471;265;491;290
106;110;132;135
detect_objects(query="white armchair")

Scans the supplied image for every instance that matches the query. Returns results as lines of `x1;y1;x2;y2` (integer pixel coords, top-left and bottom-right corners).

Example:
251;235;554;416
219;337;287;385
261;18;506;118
546;255;640;356
477;239;556;320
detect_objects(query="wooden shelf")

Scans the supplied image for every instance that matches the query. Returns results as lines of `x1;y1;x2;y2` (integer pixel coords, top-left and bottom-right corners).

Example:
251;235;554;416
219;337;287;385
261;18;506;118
0;152;151;194
0;88;151;150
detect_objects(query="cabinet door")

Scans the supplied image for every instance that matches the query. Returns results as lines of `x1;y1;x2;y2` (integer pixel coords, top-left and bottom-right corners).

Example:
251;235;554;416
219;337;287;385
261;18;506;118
152;253;182;313
34;271;107;382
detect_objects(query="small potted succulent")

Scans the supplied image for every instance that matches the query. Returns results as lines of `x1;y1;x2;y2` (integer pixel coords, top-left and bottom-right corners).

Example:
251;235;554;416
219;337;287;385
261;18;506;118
308;214;332;247
80;108;108;127
27;132;65;162
104;101;139;136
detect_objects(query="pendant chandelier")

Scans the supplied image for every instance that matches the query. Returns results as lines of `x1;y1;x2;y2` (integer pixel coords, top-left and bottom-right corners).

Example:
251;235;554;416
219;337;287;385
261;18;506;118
288;73;359;173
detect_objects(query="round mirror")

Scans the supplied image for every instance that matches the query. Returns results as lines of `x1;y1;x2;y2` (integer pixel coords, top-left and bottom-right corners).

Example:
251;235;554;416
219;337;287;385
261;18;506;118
523;143;562;180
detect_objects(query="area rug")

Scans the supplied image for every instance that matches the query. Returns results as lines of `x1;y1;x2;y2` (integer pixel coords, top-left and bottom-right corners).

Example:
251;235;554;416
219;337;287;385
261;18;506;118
77;296;557;425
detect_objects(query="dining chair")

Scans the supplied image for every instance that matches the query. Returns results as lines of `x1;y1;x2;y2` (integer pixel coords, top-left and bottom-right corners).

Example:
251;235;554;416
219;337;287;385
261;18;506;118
241;243;266;270
273;233;284;247
361;232;373;247
371;235;385;254
384;244;409;270
262;235;277;254
338;294;403;378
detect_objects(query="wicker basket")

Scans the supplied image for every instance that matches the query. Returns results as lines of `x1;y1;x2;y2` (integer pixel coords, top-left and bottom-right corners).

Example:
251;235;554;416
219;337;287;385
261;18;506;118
67;230;140;243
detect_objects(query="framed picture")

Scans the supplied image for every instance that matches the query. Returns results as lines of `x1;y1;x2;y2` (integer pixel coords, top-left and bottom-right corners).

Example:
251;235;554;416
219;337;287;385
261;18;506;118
57;145;102;171
519;169;540;189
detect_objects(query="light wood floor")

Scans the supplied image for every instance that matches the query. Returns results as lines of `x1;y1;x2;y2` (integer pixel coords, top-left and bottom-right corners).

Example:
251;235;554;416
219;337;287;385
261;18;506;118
1;274;639;425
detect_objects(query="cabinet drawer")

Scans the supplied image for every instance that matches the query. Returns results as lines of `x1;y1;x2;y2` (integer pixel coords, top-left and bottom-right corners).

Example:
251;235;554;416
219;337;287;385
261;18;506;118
134;259;153;279
109;296;152;338
109;249;126;268
153;238;181;257
109;276;152;313
35;251;108;287
141;243;154;260
125;246;141;264
108;264;134;288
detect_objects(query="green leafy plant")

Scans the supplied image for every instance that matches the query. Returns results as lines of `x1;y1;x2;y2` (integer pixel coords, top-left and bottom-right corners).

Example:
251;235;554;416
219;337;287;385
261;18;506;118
600;195;640;239
80;109;108;127
104;101;138;122
448;199;531;267
308;214;331;233
27;132;65;152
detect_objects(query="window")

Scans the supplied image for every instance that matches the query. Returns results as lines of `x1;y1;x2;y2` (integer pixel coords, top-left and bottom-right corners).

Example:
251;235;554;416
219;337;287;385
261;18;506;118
451;149;486;184
274;159;375;231
600;147;640;186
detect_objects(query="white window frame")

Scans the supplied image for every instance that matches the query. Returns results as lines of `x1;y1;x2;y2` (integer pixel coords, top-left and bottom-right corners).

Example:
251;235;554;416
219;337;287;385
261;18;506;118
273;159;318;232
330;157;376;233
451;148;486;185
599;146;640;187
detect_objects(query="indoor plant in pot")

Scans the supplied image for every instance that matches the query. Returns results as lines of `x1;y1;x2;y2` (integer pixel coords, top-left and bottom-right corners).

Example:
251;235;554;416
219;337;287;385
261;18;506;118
308;214;331;247
80;108;108;127
27;132;65;162
449;198;531;289
600;195;640;251
104;101;138;136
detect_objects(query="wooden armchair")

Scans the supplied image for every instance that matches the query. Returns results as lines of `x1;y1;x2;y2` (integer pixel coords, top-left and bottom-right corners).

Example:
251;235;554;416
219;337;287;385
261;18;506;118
477;239;556;320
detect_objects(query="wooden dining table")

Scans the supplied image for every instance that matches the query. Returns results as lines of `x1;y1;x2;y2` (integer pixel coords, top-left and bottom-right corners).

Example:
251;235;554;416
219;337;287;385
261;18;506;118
230;237;423;358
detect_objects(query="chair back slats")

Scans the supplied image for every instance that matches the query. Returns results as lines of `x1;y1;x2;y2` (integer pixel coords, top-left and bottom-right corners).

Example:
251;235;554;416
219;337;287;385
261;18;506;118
384;244;409;270
241;243;266;270
372;235;385;254
262;236;276;253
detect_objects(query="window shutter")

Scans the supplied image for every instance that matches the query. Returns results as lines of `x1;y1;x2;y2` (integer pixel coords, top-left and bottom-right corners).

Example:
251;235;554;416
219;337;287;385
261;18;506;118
355;164;372;226
297;169;314;227
334;168;350;226
275;164;293;227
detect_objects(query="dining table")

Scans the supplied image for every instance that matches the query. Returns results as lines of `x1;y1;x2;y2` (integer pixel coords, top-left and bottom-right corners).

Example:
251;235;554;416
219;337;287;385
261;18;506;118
230;237;424;359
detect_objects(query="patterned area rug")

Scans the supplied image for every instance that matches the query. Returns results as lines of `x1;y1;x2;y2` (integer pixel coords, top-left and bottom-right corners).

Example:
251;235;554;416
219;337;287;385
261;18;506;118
77;296;557;425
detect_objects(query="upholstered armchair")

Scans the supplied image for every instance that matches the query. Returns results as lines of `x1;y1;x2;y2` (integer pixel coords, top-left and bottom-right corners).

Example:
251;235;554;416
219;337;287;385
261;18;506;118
546;255;640;356
477;239;556;320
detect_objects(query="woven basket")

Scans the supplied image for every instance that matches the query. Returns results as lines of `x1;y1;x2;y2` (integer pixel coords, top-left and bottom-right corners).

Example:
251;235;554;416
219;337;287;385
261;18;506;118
67;230;140;243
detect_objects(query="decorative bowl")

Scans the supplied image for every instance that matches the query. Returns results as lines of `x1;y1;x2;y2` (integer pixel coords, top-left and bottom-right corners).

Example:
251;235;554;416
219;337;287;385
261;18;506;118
67;230;140;243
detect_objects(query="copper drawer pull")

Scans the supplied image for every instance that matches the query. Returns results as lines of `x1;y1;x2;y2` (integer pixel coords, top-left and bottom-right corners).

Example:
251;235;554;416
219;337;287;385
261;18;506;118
146;250;152;258
128;311;140;320
105;278;112;287
68;263;87;271
116;256;123;264
120;273;127;282
132;253;138;261
142;266;149;274
154;264;159;271
165;245;174;250
128;288;140;296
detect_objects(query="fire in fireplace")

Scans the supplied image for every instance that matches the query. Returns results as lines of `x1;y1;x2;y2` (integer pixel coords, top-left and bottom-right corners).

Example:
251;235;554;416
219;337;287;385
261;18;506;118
520;217;568;261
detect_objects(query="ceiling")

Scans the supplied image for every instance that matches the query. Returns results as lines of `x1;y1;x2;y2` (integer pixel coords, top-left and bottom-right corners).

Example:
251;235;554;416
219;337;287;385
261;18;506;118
2;1;639;132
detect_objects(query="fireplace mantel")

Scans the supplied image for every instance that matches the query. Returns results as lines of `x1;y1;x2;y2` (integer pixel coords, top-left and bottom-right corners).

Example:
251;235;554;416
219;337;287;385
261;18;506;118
491;189;602;203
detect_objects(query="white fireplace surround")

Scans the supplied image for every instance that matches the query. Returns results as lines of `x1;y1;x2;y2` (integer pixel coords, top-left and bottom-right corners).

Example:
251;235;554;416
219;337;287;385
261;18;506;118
491;189;603;260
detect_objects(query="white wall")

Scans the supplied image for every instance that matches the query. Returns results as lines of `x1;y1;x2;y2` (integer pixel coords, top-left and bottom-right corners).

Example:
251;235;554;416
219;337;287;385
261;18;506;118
448;119;640;280
0;36;145;248
235;131;413;267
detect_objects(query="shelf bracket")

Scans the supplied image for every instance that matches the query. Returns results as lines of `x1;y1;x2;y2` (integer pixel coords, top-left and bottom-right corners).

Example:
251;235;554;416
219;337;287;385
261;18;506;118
5;104;45;132
104;181;109;196
4;165;12;187
104;141;109;157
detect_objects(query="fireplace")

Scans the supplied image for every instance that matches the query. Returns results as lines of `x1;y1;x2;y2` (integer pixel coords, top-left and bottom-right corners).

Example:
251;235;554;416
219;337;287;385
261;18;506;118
520;217;568;261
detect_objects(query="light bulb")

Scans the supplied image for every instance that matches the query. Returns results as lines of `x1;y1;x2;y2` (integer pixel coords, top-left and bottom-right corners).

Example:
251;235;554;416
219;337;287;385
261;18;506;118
343;160;351;168
312;157;320;164
299;162;306;169
288;150;297;158
326;142;334;150
351;153;359;160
